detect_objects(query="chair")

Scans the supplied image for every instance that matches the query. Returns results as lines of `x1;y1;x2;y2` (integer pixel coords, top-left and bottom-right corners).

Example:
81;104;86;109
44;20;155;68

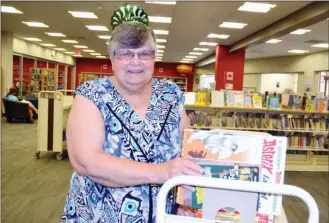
2;99;30;123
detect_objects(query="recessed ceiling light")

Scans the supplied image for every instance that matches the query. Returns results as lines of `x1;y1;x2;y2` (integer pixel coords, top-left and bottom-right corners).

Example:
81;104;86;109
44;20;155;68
186;55;197;58
22;21;49;28
288;49;309;54
157;53;163;57
157;50;164;53
53;48;66;51
90;53;101;56
148;16;172;23
311;43;329;48
153;30;169;35
180;61;191;63
86;25;109;31
193;48;209;51
199;42;217;46
68;11;98;19
157;45;165;49
219;22;247;29
156;60;162;62
24;37;42;42
73;54;83;57
189;52;203;55
74;45;88;49
266;39;282;44
1;6;23;14
290;29;311;35
65;52;75;54
145;1;176;5
96;56;107;58
41;43;56;47
182;58;193;61
62;40;79;43
207;33;230;39
156;39;167;43
45;32;66;37
238;2;276;13
98;35;111;39
83;49;95;52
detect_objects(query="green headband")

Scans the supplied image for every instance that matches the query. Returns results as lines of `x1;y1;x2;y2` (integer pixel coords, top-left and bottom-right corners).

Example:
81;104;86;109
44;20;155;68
110;3;149;30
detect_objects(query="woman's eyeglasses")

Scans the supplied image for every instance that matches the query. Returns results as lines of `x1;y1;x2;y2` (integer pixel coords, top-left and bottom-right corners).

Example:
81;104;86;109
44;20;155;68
114;50;156;61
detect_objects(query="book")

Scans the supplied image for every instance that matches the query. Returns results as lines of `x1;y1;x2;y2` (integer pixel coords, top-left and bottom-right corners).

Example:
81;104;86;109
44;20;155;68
305;100;315;112
177;129;287;216
211;91;225;107
252;96;263;108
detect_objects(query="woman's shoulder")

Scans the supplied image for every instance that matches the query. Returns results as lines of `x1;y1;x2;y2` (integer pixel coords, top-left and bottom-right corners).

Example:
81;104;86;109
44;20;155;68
76;77;111;95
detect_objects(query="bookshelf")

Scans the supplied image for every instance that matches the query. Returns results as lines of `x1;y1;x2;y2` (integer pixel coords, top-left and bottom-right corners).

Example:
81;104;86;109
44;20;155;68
184;105;329;172
154;76;187;92
78;72;112;85
30;68;56;92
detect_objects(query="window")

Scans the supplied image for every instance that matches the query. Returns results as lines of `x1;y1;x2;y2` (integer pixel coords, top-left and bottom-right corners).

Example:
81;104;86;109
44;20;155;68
318;71;329;96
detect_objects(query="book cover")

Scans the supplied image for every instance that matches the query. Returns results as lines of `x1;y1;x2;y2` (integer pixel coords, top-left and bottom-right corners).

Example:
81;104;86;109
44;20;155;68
252;96;263;108
305;100;315;112
244;95;252;108
211;91;225;107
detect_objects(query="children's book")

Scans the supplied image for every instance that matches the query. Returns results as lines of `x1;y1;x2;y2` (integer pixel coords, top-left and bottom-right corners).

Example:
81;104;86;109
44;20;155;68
252;95;263;108
305;100;315;112
177;129;288;216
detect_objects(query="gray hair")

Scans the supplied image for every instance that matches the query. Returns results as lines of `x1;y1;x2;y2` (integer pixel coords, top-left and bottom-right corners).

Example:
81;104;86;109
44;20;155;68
108;21;157;59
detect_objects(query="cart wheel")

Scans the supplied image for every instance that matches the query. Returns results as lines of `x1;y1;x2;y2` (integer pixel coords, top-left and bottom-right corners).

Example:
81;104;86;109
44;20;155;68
35;152;40;159
56;153;63;160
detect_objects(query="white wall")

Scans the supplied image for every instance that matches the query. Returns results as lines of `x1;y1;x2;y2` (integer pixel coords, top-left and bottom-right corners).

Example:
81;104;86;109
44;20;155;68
13;37;75;66
243;74;260;92
260;73;298;94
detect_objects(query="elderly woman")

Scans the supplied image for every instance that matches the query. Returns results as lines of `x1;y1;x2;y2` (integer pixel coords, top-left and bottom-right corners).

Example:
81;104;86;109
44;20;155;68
61;5;202;223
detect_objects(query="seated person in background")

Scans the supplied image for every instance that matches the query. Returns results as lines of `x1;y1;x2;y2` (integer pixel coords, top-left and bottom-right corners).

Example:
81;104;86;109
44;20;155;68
4;86;38;122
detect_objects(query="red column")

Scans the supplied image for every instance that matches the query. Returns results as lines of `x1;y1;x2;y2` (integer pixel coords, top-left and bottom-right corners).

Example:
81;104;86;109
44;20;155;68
215;45;245;91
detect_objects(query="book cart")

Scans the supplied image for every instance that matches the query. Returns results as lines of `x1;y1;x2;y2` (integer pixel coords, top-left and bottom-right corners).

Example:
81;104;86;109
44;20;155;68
36;90;74;160
184;105;329;172
156;176;319;223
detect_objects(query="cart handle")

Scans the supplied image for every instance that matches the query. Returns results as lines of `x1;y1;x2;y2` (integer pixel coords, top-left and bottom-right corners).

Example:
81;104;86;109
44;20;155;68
156;176;319;223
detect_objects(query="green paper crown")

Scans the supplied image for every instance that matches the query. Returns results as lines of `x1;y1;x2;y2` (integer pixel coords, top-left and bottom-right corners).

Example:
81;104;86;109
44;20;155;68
110;3;149;30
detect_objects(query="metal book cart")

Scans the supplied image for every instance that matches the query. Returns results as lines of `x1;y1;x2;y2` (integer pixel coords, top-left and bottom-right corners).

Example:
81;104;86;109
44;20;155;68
156;176;319;223
36;90;74;160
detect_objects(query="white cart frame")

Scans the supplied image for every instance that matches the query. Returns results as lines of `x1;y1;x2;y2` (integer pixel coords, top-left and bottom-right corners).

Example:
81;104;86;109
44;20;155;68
36;90;74;160
156;176;319;223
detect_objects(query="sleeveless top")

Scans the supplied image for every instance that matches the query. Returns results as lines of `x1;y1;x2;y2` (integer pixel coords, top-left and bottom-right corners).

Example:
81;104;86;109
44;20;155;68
61;77;185;223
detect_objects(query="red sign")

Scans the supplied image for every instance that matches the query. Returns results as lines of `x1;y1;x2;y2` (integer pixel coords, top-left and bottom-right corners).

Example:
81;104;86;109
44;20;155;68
74;49;81;55
176;64;193;74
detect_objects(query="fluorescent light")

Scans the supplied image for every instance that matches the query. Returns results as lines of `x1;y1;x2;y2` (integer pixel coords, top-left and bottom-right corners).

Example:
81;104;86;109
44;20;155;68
288;49;309;54
41;43;56;47
182;58;193;61
156;39;167;43
98;35;111;39
311;43;329;48
200;42;217;46
1;6;23;14
145;1;176;5
65;52;75;54
186;55;197;58
22;21;49;28
68;11;98;19
290;29;311;35
153;30;169;35
62;40;79;43
238;2;276;13
157;50;164;53
219;22;247;29
74;45;88;49
148;16;172;23
73;54;83;57
90;53;101;56
266;39;282;44
207;33;229;39
45;32;66;37
155;59;162;62
86;25;109;31
96;56;107;58
157;45;166;49
194;48;209;51
24;37;42;42
157;53;163;57
189;52;202;55
53;48;66;51
180;61;191;63
83;49;95;52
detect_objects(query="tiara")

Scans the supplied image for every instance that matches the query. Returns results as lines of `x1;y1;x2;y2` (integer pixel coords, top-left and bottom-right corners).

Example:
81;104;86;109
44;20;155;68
110;3;149;30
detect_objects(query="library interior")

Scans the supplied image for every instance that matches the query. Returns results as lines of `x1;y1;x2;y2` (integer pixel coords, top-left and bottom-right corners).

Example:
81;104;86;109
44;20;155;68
1;1;328;223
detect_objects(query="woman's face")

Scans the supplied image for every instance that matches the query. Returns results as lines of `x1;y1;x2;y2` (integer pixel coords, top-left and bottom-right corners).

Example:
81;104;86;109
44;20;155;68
111;40;155;92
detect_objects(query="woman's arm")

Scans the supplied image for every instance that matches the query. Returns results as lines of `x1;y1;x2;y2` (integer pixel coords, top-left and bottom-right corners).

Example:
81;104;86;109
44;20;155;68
67;95;167;187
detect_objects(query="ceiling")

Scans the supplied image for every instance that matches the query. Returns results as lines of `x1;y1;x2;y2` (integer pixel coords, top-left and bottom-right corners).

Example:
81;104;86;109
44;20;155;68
1;1;328;63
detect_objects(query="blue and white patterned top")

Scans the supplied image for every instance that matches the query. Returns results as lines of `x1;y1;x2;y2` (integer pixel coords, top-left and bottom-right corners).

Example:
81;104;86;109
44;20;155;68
62;77;185;223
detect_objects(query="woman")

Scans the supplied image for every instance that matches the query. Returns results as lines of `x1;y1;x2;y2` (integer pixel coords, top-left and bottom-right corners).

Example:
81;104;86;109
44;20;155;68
4;86;38;122
61;4;202;223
